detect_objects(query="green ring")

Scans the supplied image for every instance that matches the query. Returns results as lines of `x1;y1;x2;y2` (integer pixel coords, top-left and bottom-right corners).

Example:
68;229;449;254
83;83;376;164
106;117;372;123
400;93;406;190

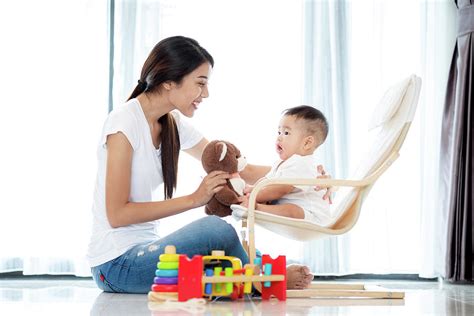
157;261;179;270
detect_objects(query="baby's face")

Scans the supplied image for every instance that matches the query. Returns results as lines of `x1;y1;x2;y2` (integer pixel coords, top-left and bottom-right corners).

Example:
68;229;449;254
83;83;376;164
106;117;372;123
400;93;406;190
275;115;307;160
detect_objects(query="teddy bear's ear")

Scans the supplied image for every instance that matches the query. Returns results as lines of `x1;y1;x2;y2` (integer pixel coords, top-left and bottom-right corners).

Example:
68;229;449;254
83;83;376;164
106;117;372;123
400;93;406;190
216;142;228;162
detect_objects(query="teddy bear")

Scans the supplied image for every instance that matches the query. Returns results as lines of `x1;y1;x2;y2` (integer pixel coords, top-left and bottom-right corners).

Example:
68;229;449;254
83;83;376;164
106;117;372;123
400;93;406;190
201;140;247;217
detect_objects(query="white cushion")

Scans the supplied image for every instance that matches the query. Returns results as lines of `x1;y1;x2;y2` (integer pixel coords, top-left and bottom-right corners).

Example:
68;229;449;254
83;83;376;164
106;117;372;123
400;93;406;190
368;76;411;130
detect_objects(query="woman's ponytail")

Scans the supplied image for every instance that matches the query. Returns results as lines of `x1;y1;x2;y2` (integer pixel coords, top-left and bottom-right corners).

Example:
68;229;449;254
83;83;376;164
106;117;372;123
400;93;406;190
128;80;148;101
159;114;180;199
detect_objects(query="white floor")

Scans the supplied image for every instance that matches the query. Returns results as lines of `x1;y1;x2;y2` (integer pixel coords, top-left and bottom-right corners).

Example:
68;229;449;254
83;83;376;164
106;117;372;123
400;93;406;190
0;278;473;315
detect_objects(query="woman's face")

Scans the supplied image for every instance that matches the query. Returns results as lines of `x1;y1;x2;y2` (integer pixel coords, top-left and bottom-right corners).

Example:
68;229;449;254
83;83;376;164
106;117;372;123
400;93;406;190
168;62;212;117
275;115;307;160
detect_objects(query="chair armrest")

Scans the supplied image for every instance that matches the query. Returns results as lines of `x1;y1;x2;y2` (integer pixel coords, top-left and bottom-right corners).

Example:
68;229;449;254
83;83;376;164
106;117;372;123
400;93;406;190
246;151;400;215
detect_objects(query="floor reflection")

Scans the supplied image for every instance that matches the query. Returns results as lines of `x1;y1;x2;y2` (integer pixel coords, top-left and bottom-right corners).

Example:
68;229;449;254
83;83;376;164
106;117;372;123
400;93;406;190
0;279;472;316
90;291;407;316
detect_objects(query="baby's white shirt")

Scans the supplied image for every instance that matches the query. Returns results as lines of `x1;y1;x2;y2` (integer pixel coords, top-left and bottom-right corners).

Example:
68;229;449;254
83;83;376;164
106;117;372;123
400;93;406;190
265;154;332;225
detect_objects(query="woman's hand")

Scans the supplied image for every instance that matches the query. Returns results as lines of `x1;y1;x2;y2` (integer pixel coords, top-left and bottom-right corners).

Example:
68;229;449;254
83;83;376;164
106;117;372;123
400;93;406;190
315;165;333;204
191;171;230;208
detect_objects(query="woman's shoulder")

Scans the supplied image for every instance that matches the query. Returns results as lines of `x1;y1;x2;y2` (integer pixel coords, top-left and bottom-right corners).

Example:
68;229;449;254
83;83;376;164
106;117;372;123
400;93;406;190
106;99;144;126
101;99;144;143
109;99;140;117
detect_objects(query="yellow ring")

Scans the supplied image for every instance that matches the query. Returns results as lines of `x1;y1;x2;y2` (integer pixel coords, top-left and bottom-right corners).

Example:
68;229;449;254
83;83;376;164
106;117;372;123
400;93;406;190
159;253;180;262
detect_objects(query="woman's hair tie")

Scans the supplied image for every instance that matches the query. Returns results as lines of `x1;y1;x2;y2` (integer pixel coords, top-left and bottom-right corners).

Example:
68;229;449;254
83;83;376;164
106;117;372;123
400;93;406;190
137;79;147;90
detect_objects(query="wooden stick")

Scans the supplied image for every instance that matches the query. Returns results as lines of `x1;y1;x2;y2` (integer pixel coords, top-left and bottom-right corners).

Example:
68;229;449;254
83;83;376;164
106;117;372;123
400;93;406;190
287;289;404;299
202;275;284;283
309;283;365;290
247;195;257;265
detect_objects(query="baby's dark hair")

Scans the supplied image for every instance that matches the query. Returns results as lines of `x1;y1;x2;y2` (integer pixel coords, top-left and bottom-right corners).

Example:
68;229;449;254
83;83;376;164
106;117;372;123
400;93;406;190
283;105;329;146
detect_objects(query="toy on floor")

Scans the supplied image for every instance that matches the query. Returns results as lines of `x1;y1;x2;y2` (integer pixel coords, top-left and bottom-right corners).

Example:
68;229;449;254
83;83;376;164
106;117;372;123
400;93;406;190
148;245;287;302
148;245;180;301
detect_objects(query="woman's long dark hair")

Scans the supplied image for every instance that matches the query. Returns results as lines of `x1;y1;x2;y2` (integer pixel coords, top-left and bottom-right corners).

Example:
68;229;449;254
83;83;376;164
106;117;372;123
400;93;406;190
127;36;214;199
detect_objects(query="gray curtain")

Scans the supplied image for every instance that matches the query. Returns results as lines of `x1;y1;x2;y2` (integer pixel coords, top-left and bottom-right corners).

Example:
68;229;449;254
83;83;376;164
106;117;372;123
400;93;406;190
442;0;473;283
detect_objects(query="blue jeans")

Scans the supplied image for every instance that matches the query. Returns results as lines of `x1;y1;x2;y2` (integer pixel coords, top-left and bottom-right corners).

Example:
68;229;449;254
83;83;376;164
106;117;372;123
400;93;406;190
91;216;249;294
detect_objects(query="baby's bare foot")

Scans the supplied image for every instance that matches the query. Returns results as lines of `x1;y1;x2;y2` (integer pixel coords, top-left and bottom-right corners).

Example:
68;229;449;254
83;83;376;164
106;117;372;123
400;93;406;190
286;264;313;289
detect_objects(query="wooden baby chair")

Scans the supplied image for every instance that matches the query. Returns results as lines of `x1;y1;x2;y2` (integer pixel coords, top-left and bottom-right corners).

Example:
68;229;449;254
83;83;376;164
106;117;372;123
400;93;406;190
240;74;422;299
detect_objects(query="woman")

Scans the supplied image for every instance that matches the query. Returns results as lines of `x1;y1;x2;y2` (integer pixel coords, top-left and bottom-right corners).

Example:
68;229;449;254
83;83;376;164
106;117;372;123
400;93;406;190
87;36;317;293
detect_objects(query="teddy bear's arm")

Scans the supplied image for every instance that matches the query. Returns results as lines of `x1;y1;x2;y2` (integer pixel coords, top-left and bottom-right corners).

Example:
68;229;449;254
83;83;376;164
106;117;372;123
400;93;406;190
205;197;231;217
214;186;240;206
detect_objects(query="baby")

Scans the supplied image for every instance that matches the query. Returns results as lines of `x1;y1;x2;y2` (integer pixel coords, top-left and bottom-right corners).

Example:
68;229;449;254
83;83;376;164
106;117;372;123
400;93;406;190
232;105;331;225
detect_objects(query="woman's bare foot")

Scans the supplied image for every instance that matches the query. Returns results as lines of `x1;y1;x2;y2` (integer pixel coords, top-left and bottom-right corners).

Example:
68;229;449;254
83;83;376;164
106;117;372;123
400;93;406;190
250;263;313;292
286;264;313;289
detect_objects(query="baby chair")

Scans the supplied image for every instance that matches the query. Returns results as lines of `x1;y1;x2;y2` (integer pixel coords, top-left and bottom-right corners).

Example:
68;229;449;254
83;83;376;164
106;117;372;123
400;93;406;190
240;74;422;299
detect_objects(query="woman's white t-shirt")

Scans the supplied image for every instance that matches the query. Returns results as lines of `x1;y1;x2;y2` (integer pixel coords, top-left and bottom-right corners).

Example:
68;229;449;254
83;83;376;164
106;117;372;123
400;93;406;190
87;99;203;267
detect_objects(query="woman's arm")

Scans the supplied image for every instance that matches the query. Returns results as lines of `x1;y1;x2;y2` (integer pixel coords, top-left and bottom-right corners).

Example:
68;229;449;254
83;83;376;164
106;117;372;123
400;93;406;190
240;164;271;185
105;133;228;228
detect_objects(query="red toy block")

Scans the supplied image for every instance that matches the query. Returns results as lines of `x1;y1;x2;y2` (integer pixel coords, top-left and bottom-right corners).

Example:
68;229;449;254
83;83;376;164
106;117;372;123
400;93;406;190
261;254;286;301
177;255;203;302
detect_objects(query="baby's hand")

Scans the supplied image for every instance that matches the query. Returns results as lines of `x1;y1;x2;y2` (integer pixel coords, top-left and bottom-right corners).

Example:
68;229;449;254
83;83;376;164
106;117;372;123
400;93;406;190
315;164;333;204
243;184;254;195
238;193;250;208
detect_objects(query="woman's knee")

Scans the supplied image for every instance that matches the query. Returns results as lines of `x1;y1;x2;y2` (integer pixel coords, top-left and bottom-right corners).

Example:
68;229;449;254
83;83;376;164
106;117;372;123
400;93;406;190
201;215;239;243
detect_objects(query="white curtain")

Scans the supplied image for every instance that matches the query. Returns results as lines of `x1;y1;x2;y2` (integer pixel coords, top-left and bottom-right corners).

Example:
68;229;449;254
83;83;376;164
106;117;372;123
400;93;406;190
418;0;457;278
111;0;162;108
300;0;351;273
0;0;108;276
300;0;456;276
346;0;456;277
